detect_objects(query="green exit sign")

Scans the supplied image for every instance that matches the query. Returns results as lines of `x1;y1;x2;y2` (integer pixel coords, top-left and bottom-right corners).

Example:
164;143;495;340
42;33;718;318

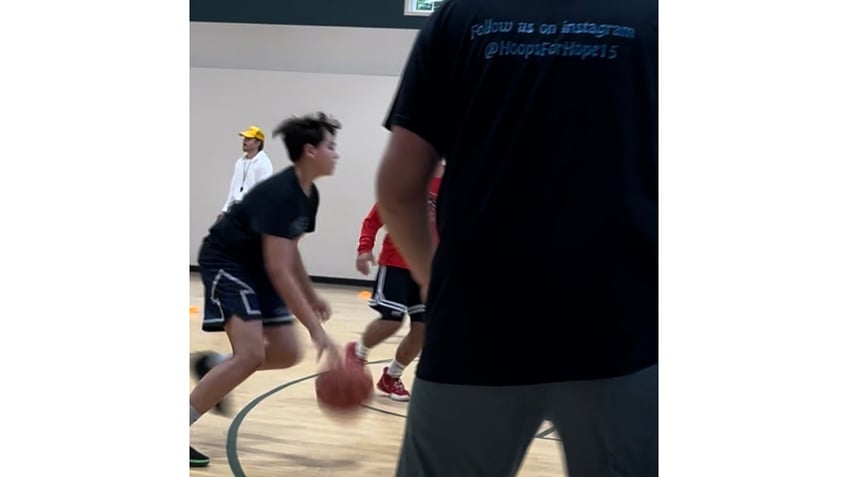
404;0;444;16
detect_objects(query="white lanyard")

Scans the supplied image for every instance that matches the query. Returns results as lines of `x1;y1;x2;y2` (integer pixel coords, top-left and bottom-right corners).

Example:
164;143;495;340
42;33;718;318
240;159;254;193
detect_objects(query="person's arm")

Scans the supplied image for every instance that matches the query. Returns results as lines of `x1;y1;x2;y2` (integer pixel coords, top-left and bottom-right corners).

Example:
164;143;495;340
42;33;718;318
376;128;441;287
376;7;451;289
262;234;333;353
291;239;319;304
255;155;274;183
355;204;382;275
221;161;241;213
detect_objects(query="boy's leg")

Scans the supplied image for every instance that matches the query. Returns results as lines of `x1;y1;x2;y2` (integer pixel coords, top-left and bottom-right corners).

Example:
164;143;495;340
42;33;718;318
254;274;301;370
191;351;231;415
377;320;423;402
189;316;265;467
377;273;426;401
190;316;266;416
353;266;419;401
357;318;404;359
350;266;407;362
392;272;426;368
190;263;269;419
392;321;424;370
260;324;302;370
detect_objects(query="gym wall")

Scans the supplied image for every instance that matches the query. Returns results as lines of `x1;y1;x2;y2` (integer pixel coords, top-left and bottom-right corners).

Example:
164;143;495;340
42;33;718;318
190;15;424;282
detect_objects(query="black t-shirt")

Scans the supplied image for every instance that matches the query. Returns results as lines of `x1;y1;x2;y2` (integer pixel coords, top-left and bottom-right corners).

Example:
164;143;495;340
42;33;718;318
202;166;319;269
384;0;658;385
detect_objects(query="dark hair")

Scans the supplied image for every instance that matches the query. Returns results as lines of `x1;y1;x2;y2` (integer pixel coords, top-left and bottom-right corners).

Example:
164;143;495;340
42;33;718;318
272;112;341;162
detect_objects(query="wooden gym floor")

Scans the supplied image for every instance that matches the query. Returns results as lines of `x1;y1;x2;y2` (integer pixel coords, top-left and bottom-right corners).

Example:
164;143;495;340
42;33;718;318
189;272;566;476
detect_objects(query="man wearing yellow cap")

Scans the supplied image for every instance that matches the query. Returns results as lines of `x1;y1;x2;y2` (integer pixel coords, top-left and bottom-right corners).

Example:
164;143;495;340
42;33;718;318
218;125;274;220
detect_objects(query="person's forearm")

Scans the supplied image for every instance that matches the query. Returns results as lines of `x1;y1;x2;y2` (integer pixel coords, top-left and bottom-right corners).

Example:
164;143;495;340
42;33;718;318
268;266;322;335
292;248;319;304
357;205;382;253
376;127;440;286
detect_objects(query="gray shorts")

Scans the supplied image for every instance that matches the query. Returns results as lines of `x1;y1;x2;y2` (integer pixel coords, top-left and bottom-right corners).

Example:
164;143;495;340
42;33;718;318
396;365;658;477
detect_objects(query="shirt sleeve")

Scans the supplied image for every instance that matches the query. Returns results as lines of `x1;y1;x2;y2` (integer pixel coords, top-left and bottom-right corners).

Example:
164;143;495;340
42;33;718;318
255;155;274;183
221;160;241;212
357;203;383;253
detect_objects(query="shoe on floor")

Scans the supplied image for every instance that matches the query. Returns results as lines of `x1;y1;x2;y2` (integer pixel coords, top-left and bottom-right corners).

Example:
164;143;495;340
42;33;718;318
376;367;411;402
191;351;232;416
345;341;367;368
190;446;210;467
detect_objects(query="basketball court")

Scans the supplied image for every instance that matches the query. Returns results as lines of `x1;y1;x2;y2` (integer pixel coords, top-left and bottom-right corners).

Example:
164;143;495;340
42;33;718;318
189;272;566;476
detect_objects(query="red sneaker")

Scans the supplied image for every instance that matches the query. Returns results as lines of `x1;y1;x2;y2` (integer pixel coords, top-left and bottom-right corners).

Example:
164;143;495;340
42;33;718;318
345;341;366;368
376;367;411;401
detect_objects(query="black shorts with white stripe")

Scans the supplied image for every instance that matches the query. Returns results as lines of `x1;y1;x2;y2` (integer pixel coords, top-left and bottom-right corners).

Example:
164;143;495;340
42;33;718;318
368;265;425;322
197;242;293;332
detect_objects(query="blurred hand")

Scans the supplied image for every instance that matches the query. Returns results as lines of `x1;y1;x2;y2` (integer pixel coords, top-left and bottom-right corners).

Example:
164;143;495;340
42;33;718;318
310;327;340;363
311;296;333;322
355;252;376;275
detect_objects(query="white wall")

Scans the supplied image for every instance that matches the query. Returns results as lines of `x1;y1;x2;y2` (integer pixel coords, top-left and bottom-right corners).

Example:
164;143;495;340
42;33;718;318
190;22;418;280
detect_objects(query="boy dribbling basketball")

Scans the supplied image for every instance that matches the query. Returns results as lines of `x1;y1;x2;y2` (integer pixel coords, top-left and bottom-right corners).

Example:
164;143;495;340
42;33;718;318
189;112;343;468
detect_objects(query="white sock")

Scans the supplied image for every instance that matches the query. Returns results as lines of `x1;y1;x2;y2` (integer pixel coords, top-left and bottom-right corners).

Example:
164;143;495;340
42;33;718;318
387;359;406;378
355;340;369;360
207;352;229;367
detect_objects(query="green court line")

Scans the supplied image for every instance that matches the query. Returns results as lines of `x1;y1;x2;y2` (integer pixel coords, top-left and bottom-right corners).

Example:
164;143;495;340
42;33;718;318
225;358;561;476
360;403;408;418
226;358;392;477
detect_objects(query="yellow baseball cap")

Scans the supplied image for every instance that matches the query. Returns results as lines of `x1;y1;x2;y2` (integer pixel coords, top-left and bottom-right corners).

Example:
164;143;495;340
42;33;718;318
239;126;265;142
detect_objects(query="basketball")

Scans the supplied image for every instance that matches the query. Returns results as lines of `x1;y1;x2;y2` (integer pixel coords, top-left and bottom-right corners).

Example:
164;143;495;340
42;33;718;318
315;359;373;417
